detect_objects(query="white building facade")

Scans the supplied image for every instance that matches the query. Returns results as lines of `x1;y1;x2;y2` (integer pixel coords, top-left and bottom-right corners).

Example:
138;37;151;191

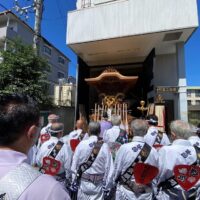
0;11;70;97
67;0;199;121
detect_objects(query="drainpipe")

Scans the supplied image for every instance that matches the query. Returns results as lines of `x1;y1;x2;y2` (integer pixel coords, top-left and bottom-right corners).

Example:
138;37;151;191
4;12;10;51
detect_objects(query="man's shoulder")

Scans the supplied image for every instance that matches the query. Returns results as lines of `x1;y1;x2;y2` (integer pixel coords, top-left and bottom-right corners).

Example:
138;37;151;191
105;127;115;133
23;174;70;199
79;139;91;147
69;129;80;138
158;144;185;156
37;173;61;184
61;135;69;143
38;139;59;154
41;138;58;148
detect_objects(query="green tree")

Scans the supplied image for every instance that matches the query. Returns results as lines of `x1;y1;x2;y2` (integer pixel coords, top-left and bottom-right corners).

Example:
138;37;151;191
0;39;52;107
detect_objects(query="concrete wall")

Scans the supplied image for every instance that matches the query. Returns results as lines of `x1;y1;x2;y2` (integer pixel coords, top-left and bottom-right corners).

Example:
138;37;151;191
154;53;179;119
51;107;75;135
16;21;33;44
41;107;75;135
0;27;7;39
68;0;198;44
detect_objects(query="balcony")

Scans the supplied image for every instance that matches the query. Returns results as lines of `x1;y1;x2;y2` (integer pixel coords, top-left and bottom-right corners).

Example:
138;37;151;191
67;0;198;66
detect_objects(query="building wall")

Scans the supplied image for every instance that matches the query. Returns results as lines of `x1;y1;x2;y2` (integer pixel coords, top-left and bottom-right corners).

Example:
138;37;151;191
153;53;179;119
15;21;33;44
0;27;7;39
68;0;198;44
39;40;69;96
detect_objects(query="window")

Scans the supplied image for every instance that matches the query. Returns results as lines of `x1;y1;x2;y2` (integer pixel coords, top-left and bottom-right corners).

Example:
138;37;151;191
196;100;200;105
57;72;65;79
9;23;17;32
187;90;192;97
43;45;51;56
58;56;65;65
195;90;200;97
188;100;192;106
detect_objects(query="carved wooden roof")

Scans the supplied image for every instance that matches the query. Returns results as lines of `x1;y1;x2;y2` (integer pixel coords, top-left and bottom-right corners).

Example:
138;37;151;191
85;67;138;95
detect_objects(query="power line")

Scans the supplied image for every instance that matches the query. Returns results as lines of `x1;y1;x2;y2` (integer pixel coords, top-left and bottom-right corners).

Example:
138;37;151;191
12;0;35;21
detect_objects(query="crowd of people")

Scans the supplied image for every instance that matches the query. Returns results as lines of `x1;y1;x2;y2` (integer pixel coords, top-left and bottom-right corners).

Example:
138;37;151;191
0;93;200;200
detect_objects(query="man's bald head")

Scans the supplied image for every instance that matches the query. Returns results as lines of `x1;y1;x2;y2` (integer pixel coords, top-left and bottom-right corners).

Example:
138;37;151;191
48;114;59;123
76;120;84;129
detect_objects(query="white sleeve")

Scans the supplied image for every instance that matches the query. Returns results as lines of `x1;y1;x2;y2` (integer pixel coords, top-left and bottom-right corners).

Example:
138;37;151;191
103;130;109;143
157;147;172;184
71;143;82;181
63;144;73;179
113;145;125;184
103;144;114;189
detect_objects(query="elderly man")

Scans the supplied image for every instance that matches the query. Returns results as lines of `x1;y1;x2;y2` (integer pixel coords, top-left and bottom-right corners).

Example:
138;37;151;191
37;114;59;148
0;93;70;199
144;115;170;148
113;119;159;200
36;122;72;186
71;121;113;199
157;120;200;200
103;115;128;159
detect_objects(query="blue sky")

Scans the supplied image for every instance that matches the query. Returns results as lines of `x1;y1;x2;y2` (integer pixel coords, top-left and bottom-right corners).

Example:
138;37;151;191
0;0;199;85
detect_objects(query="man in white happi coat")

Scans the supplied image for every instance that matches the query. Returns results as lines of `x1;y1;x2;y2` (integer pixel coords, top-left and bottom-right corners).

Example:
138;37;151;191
157;120;200;200
0;93;70;200
71;121;114;200
37;114;59;148
103;115;128;159
36;122;72;185
144;115;170;148
113;119;159;200
62;119;89;146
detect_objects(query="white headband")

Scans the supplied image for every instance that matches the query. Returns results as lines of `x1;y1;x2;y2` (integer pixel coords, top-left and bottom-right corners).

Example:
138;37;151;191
147;119;158;123
48;129;64;134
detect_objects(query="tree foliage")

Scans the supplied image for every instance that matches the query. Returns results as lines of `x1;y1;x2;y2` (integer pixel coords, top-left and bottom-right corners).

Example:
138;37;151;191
0;39;52;107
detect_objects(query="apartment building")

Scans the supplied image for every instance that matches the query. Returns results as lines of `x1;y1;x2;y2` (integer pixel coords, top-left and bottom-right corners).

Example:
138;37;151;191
54;83;76;107
0;10;70;97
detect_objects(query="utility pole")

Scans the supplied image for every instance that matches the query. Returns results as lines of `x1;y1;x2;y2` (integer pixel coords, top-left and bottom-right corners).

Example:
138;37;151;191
33;0;44;55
